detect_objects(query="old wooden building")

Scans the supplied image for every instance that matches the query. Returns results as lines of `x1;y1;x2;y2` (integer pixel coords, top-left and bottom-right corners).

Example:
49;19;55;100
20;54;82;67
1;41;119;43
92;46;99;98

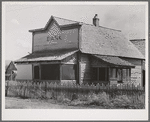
5;61;17;81
15;15;145;86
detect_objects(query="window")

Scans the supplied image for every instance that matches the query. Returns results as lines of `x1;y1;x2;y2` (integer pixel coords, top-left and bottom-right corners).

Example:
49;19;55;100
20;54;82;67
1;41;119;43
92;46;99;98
92;67;108;81
41;64;59;80
110;68;117;79
62;64;77;80
34;66;39;79
117;68;131;83
122;68;130;82
117;68;122;81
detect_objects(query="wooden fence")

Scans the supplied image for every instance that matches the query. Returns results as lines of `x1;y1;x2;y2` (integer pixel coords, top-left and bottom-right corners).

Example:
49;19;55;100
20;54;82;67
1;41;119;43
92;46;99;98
5;80;145;104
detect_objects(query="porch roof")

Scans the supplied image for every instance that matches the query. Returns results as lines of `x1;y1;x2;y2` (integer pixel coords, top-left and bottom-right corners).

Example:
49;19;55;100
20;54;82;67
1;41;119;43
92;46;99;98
94;55;135;67
15;49;78;63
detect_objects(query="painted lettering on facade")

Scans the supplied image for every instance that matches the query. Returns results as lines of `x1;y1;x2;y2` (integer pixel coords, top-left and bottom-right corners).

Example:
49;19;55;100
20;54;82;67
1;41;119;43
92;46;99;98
33;21;78;52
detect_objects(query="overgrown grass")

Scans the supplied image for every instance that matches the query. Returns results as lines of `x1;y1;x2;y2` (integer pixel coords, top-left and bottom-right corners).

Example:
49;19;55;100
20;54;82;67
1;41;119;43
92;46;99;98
5;81;145;109
67;92;145;109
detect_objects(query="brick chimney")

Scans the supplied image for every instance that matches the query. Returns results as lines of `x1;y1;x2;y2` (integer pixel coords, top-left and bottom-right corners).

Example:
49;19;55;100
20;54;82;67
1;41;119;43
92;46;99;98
93;14;99;26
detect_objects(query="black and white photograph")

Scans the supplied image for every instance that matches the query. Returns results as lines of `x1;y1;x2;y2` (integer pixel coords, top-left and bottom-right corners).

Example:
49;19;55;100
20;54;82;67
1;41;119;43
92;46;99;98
2;1;148;121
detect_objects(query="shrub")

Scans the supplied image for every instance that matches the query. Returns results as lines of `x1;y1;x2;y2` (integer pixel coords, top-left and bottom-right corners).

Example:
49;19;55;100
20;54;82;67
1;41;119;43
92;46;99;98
111;95;131;108
71;93;78;101
57;93;71;103
87;92;110;106
111;95;145;109
69;99;86;106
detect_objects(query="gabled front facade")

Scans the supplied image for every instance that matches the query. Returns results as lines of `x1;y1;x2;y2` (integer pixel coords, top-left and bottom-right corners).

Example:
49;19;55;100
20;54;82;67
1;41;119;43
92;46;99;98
15;15;145;86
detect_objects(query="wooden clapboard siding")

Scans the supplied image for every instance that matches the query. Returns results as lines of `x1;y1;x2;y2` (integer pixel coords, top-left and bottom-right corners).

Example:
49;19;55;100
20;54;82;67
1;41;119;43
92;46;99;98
61;80;76;84
142;60;145;70
33;21;78;52
80;53;91;84
121;57;143;86
130;66;142;86
16;64;33;80
61;53;77;64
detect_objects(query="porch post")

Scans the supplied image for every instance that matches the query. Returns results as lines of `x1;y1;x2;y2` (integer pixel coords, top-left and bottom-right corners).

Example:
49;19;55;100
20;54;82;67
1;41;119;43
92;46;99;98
97;67;99;81
39;64;41;80
60;64;62;81
108;67;110;83
77;52;81;84
32;64;34;80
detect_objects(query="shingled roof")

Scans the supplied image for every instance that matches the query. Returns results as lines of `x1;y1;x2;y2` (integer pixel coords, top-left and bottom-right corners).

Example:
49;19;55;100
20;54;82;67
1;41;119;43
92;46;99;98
94;55;135;67
130;39;145;58
81;24;144;59
29;16;80;32
15;49;78;63
29;15;144;59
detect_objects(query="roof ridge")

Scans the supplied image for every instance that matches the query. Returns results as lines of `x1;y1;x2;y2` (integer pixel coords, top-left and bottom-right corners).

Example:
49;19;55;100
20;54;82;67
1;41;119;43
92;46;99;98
53;16;80;23
130;39;145;41
53;15;121;32
30;15;122;32
82;23;121;32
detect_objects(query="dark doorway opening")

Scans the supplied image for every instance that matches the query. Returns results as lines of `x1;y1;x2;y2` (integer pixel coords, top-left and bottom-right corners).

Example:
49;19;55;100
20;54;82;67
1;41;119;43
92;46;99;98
99;68;106;81
34;66;39;79
142;70;145;87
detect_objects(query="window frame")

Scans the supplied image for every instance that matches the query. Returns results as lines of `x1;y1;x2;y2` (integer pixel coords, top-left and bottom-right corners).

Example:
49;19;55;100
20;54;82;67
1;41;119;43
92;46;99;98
41;64;60;80
61;64;77;80
110;68;117;79
117;68;131;83
92;67;108;81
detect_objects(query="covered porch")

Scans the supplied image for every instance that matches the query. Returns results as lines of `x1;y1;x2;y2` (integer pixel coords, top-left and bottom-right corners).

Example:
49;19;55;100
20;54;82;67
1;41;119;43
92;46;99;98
33;63;77;84
15;49;79;84
90;55;135;85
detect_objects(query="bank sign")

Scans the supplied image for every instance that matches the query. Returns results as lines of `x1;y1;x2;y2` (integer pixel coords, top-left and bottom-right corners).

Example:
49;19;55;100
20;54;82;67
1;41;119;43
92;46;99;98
33;22;78;52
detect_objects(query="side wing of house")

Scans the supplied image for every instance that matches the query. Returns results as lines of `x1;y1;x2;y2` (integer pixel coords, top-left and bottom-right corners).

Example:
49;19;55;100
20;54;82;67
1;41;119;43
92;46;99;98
121;58;144;86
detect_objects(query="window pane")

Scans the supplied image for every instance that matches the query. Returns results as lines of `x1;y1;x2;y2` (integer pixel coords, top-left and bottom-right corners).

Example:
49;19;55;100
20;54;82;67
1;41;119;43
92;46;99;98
126;69;130;81
41;64;59;80
122;69;127;81
117;69;122;81
62;65;76;80
110;68;117;78
92;68;98;80
34;66;39;79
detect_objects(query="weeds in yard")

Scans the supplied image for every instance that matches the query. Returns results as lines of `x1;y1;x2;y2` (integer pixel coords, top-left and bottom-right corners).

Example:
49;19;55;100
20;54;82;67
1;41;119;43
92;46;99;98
6;81;145;109
69;92;145;109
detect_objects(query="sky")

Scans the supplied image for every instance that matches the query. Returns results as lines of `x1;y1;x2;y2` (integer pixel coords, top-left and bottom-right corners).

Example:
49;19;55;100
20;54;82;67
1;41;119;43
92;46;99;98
3;2;147;61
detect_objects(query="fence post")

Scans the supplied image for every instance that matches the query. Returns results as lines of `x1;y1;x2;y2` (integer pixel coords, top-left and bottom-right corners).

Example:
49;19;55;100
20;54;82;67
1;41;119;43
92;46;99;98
5;81;9;96
45;81;47;99
23;81;26;98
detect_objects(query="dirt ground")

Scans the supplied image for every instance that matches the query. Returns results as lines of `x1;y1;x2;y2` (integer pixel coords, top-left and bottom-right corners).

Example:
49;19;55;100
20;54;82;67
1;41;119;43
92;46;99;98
5;97;97;109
